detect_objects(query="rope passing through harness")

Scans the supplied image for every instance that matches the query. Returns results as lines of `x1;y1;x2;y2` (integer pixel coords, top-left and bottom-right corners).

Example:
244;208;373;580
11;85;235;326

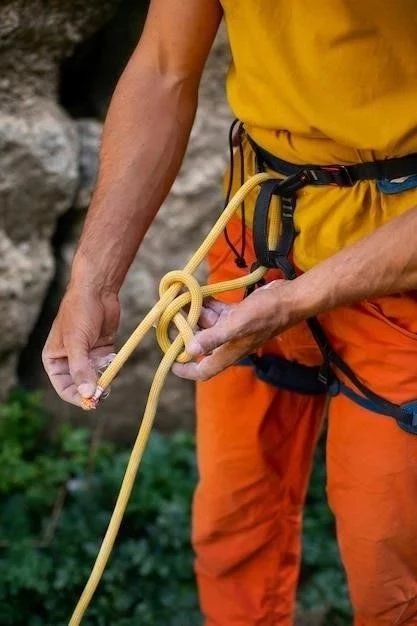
68;171;281;625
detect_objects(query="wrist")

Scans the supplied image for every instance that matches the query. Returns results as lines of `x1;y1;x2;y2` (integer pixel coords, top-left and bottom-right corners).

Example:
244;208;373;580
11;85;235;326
271;273;329;325
286;266;342;322
69;249;122;297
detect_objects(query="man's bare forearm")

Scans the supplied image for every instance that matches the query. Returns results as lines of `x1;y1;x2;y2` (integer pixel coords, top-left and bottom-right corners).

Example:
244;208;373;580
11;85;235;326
43;0;222;402
291;206;417;319
68;0;223;297
70;59;197;294
172;205;417;382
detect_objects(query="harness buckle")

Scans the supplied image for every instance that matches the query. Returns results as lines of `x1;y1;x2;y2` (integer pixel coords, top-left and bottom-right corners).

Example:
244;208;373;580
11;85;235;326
318;165;355;187
276;171;310;195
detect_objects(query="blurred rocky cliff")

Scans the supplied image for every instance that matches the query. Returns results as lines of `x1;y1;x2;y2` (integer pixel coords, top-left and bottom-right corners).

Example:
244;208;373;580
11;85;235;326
0;0;231;439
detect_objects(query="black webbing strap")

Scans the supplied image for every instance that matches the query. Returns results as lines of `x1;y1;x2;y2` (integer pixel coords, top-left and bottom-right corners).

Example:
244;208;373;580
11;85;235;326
252;179;300;279
238;354;328;395
305;317;412;423
248;136;417;187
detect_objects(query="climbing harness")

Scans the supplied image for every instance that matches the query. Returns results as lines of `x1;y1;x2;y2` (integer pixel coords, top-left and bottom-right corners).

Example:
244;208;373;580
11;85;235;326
69;123;417;624
246;135;417;435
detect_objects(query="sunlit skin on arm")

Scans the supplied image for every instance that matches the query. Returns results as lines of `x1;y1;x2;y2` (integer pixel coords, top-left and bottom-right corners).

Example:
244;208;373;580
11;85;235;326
42;0;222;405
174;205;417;380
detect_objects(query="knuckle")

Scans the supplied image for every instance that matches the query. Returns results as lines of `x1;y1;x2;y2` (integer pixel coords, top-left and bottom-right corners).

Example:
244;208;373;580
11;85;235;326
41;347;49;365
70;366;88;382
64;329;86;346
42;344;57;369
49;379;68;402
56;388;67;402
201;334;220;354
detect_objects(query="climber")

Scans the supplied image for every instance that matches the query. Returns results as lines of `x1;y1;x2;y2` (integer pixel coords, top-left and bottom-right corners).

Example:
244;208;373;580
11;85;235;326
43;0;417;624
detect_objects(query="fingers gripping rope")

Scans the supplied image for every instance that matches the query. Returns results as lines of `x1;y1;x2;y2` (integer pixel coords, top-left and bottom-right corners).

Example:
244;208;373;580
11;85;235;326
70;172;279;625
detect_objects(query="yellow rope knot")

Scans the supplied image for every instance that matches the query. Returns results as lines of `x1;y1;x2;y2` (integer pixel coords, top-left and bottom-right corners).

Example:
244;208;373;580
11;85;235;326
70;171;279;625
155;270;204;363
80;271;202;411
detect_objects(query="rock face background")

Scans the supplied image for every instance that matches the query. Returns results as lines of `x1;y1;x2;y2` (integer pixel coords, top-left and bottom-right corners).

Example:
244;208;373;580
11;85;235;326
0;0;122;401
2;0;232;439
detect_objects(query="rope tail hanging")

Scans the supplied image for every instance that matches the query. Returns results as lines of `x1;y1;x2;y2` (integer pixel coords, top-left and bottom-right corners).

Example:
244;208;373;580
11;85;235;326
69;171;279;626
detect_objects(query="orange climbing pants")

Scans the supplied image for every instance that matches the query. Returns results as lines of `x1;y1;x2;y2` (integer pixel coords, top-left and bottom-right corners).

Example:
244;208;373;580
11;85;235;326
193;216;417;626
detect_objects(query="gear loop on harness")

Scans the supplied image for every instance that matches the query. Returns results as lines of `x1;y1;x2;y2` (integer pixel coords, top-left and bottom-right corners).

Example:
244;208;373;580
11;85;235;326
252;179;300;280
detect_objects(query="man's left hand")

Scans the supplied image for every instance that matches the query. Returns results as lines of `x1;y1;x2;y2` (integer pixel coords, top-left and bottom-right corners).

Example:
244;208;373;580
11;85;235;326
172;280;299;381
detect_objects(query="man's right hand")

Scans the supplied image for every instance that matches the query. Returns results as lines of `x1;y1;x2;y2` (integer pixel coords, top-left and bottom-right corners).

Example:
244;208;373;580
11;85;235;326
42;0;222;406
42;286;120;406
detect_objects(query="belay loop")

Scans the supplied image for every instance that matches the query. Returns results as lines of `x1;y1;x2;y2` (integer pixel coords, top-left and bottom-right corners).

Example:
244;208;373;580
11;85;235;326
247;133;417;436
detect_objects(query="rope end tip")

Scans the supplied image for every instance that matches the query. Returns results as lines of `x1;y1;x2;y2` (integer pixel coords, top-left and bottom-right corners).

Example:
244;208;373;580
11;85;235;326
81;397;97;411
80;386;105;411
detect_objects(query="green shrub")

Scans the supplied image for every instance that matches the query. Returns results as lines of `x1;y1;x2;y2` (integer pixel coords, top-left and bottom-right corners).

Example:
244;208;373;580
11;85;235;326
299;444;351;625
0;390;199;626
0;389;351;625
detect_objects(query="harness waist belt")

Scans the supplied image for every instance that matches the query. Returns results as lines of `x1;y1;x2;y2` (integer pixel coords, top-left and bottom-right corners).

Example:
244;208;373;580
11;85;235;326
248;137;417;187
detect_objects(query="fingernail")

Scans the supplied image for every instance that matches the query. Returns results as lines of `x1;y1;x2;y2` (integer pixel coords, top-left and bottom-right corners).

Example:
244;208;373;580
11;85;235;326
78;382;96;398
186;340;202;357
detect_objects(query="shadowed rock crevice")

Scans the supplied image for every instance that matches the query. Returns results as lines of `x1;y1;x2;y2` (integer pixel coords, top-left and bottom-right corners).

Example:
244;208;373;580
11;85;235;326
0;1;122;108
59;0;149;119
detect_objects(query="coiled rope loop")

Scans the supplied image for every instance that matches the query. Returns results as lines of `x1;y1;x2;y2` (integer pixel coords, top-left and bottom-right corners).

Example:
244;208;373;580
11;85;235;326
70;171;279;625
156;270;203;363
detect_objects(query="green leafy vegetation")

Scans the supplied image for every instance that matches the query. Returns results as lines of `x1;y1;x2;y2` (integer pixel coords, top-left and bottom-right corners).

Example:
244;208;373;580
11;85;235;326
0;389;351;625
299;445;351;625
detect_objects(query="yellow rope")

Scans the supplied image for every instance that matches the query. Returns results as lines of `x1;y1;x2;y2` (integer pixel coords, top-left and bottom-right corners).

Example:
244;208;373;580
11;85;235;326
69;171;280;625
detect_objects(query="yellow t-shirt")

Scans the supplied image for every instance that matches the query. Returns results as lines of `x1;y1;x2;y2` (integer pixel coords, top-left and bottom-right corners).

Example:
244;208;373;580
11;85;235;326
221;0;417;270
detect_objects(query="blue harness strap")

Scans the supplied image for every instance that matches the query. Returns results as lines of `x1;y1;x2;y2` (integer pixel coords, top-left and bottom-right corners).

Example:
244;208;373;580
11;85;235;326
329;379;417;435
238;352;417;435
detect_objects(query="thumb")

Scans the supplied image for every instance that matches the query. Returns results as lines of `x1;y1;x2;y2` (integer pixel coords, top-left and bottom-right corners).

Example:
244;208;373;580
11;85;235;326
186;322;230;358
65;332;97;399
